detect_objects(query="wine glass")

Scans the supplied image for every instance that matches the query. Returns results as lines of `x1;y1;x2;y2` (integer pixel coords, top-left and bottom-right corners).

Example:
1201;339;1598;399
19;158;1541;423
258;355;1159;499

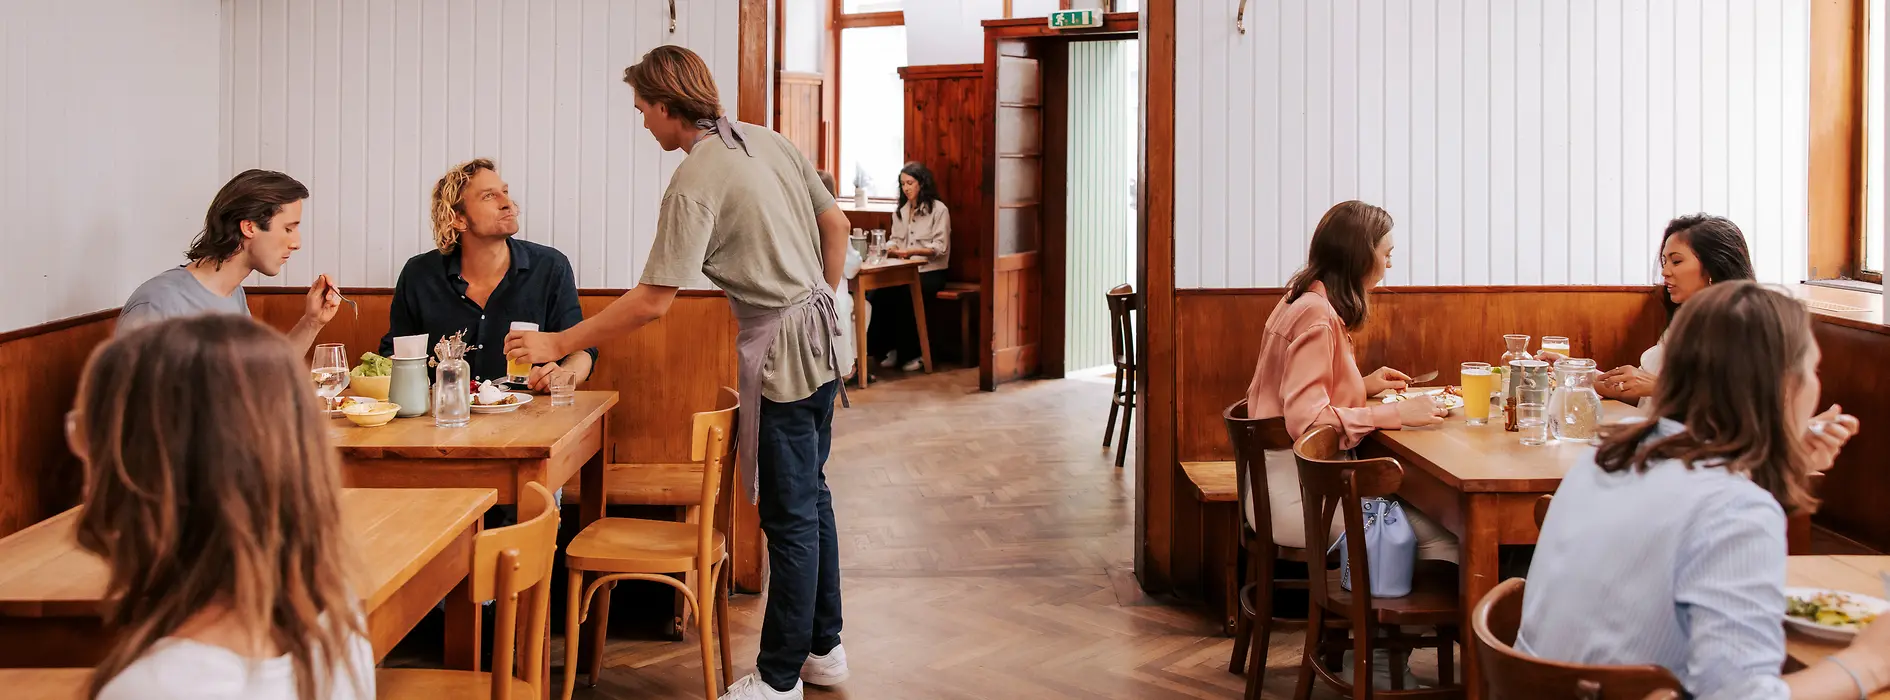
312;343;350;409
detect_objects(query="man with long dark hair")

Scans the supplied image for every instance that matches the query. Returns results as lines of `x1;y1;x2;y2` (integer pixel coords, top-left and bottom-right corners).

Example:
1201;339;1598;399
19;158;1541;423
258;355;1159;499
506;45;853;700
118;169;341;353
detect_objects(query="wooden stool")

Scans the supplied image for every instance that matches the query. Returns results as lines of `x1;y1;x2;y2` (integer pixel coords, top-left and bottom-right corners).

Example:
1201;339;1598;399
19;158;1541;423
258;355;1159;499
1104;284;1139;468
378;481;560;700
936;282;979;365
561;388;739;700
1473;578;1683;699
1294;425;1464;699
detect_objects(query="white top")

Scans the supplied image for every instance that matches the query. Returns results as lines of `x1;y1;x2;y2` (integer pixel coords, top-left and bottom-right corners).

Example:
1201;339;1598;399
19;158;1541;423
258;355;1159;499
1635;341;1665;409
98;632;375;700
1516;418;1790;700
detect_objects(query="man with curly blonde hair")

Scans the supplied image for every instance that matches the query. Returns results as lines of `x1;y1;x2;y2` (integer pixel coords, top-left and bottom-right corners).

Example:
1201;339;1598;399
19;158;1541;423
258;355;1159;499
380;158;593;388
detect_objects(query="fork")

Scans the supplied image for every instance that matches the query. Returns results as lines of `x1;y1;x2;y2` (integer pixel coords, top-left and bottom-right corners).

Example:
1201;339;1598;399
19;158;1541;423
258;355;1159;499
330;285;359;319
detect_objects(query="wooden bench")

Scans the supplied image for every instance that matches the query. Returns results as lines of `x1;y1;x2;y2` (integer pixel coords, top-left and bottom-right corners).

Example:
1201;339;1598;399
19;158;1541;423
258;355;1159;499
1181;461;1242;634
936;283;979;365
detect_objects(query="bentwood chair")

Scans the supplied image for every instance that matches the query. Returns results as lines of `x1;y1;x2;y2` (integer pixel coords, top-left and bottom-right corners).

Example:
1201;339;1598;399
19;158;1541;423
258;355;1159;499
379;481;560;700
561;388;738;700
1472;578;1684;699
1103;284;1139;467
1223;399;1319;699
1293;425;1463;700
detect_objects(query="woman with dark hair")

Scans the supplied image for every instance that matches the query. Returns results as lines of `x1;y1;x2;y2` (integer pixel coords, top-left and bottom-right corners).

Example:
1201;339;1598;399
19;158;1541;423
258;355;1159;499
1518;281;1880;700
1243;201;1458;568
868;162;952;372
1542;213;1755;404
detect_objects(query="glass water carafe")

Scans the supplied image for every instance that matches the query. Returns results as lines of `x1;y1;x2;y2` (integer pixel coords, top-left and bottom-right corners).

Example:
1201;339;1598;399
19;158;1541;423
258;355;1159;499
1547;358;1602;443
1499;334;1531;399
433;357;471;428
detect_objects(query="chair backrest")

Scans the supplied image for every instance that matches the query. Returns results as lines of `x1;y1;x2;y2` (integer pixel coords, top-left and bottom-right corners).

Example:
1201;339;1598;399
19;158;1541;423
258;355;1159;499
1106;284;1138;369
1293;424;1402;620
1472;578;1684;699
471;480;560;700
1222;399;1293;539
690;387;740;564
1534;494;1552;530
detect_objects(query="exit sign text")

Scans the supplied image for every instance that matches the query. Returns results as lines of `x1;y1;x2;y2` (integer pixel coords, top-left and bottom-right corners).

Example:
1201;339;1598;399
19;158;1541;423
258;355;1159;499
1048;9;1101;29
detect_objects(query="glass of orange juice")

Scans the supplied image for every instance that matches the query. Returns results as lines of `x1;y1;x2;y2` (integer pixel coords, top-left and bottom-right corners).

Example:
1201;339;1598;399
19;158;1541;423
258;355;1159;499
1461;362;1495;425
507;322;538;384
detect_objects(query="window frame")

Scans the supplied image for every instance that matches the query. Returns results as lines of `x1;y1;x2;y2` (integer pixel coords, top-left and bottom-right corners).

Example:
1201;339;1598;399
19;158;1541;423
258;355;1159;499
1859;0;1884;283
1811;0;1881;285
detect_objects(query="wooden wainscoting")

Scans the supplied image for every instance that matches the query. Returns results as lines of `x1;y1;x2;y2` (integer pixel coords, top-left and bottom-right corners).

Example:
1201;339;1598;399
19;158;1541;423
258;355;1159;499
777;71;826;167
900;63;988;288
1163;285;1667;601
0;312;117;538
991;252;1043;383
1809;320;1890;552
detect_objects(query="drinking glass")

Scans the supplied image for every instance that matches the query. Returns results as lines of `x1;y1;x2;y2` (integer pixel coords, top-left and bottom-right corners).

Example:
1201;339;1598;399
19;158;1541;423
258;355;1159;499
1518;402;1550;446
548;370;578;406
507;322;538;384
1461;362;1495;425
1540;336;1571;358
870;230;888;263
312;343;350;407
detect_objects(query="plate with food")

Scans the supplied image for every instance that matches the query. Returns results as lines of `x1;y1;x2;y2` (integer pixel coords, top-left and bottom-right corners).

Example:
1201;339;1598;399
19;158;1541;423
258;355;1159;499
1382;386;1467;413
1785;587;1886;642
324;396;379;416
470;381;532;413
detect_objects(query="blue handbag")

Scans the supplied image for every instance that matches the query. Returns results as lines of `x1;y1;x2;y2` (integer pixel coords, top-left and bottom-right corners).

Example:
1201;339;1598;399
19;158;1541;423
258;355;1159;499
1329;497;1417;598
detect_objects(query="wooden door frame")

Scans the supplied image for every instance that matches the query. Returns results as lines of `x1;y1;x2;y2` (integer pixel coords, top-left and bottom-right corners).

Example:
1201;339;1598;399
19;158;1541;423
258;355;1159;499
977;13;1140;392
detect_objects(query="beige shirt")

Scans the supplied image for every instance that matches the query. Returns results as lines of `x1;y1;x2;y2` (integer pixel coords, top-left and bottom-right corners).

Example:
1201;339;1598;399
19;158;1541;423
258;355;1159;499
641;123;839;403
891;200;951;273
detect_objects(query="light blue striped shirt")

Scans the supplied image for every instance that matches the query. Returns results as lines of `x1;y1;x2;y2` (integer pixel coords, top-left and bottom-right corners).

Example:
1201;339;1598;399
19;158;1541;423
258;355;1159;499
1517;419;1790;700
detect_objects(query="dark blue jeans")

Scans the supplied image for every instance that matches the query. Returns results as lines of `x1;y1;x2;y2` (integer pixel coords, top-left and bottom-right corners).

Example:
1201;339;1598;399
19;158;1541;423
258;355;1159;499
755;380;843;691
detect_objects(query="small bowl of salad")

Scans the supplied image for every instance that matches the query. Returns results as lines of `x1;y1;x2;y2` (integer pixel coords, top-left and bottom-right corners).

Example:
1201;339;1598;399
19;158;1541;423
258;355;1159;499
350;352;393;400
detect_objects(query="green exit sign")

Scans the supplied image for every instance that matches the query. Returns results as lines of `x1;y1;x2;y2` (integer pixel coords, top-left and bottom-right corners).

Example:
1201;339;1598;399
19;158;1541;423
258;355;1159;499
1048;9;1102;29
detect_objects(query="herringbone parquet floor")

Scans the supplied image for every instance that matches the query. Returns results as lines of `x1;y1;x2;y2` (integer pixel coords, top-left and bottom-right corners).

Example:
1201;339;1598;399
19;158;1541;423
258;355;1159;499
554;369;1377;699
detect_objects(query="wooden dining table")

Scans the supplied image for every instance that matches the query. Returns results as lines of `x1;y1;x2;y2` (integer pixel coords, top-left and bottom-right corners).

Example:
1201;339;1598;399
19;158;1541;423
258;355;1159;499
1787;555;1890;698
328;389;616;670
850;257;934;387
1356;398;1637;700
0;487;494;669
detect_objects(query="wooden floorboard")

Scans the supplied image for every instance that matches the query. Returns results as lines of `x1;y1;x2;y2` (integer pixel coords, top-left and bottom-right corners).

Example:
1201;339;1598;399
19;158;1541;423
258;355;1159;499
503;369;1422;698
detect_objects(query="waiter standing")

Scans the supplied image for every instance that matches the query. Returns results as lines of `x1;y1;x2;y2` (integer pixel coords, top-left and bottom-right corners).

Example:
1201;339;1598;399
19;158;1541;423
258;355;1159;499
505;46;852;700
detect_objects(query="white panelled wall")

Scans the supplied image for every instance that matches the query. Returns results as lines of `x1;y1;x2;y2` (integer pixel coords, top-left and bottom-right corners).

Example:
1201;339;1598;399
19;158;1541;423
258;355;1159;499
0;1;222;332
1174;1;1811;289
222;0;741;291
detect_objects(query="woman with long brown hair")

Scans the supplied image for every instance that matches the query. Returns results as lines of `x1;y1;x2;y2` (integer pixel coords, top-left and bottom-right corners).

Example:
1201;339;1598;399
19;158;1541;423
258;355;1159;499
1518;282;1885;700
70;315;372;700
1243;200;1457;564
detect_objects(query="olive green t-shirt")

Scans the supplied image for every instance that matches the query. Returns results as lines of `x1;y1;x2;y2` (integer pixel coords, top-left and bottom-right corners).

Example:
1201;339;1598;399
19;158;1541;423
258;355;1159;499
640;123;838;403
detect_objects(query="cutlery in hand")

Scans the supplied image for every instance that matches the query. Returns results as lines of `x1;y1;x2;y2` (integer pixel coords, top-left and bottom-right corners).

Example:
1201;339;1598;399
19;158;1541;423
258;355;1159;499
1408;370;1440;385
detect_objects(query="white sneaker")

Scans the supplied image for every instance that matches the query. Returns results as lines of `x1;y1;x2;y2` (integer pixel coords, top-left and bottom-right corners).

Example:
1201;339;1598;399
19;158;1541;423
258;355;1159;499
801;644;851;686
901;358;924;372
878;351;899;368
725;674;803;700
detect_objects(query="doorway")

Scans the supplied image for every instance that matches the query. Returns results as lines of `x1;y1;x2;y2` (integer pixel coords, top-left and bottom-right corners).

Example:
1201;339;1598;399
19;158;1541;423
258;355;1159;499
1062;39;1140;373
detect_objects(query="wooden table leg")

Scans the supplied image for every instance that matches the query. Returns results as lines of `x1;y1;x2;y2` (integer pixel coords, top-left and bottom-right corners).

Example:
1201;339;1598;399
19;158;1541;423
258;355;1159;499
853;278;871;388
445;575;482;672
1459;494;1502;700
908;277;934;373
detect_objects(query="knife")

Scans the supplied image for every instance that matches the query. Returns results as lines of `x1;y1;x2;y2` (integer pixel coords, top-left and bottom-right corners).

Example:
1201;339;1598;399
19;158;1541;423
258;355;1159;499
1408;370;1440;385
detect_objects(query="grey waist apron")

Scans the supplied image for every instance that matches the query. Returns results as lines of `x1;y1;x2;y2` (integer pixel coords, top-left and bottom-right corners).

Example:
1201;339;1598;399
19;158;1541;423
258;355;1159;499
728;286;850;504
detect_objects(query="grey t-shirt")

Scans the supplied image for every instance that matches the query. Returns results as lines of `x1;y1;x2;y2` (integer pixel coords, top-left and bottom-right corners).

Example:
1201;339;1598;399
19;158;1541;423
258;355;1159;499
640;123;838;403
118;266;251;334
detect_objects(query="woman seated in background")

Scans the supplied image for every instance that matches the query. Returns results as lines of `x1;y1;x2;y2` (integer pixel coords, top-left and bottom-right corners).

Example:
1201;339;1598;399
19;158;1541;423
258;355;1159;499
72;315;373;700
1519;281;1878;700
868;162;951;372
1541;213;1754;404
1244;200;1458;564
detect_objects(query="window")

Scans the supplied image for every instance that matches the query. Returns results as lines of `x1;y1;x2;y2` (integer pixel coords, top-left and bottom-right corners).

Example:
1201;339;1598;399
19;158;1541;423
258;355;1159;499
842;0;900;12
1865;0;1886;277
837;26;907;199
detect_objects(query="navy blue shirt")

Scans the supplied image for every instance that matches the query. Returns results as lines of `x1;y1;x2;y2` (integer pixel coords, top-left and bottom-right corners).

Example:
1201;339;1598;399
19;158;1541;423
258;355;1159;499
379;237;595;382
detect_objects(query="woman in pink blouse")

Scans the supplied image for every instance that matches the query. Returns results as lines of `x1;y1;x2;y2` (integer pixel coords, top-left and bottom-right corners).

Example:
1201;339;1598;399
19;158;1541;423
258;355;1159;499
1245;200;1458;562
